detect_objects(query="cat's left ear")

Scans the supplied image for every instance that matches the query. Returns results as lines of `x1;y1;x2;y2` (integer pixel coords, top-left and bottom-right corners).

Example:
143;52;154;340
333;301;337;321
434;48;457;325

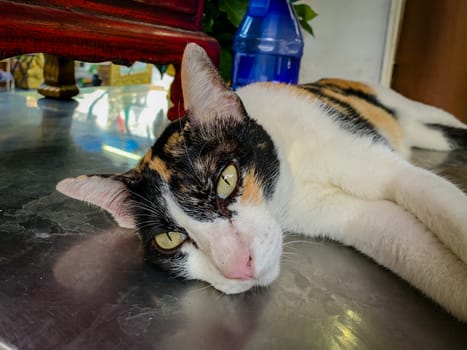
181;43;245;127
56;174;136;229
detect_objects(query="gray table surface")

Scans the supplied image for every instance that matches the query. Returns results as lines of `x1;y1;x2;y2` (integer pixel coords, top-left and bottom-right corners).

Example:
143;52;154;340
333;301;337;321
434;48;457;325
1;86;466;350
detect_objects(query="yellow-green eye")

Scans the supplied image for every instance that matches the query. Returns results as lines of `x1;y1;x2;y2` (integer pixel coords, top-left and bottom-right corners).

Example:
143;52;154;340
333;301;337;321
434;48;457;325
217;164;238;199
153;231;186;252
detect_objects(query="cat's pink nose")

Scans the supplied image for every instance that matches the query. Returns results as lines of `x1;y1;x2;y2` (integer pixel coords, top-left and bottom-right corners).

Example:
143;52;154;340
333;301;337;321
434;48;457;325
223;252;254;280
209;233;255;280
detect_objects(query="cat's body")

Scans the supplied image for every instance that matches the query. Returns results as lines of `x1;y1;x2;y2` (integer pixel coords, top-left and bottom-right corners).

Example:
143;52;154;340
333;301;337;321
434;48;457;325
57;44;467;321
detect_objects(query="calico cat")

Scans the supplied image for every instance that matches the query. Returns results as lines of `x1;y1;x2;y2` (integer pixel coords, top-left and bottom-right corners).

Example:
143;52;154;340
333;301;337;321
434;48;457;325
57;43;467;321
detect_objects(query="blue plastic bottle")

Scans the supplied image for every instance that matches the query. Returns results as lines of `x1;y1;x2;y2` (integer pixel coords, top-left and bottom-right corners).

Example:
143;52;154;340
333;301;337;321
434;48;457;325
231;0;304;89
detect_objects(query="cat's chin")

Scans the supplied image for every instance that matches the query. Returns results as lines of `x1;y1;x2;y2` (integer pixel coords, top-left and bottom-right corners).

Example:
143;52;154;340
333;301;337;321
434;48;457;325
207;259;281;295
211;279;256;295
210;266;280;295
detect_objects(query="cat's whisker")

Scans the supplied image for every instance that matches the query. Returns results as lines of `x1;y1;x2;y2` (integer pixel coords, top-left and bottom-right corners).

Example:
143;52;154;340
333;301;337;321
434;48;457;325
215;291;230;302
126;190;161;210
282;239;322;247
280;253;296;261
134;219;159;229
196;140;210;160
281;251;298;257
125;187;157;205
106;187;129;211
132;209;162;221
126;202;157;215
133;215;162;223
129;203;163;216
124;189;170;219
281;257;297;266
187;283;213;295
135;221;164;230
136;206;164;217
132;209;159;217
253;284;269;298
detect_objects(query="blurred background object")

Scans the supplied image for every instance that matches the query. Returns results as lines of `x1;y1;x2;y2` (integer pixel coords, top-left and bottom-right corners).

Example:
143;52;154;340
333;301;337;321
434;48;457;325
230;0;305;89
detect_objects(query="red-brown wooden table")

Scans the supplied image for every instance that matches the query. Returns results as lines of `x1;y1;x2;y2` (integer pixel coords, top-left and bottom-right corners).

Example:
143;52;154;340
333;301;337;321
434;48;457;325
0;0;220;120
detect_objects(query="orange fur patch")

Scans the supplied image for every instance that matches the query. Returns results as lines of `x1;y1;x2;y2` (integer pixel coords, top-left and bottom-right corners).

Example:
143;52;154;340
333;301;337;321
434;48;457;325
163;131;184;154
317;78;376;96
240;172;263;205
321;86;403;150
135;149;153;173
148;157;172;182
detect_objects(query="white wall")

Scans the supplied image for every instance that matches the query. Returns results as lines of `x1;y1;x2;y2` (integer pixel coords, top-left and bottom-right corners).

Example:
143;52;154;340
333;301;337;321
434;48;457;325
298;0;391;84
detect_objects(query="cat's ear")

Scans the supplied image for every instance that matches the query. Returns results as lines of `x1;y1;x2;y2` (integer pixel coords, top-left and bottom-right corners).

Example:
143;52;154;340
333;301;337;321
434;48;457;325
181;43;245;127
56;174;136;229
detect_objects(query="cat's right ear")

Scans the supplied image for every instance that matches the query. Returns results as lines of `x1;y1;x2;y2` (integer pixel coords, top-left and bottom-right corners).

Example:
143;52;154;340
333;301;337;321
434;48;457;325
56;174;136;229
181;43;245;127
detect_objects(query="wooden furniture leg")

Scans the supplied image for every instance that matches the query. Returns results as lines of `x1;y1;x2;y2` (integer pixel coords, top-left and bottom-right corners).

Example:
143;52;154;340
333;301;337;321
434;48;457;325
38;54;79;99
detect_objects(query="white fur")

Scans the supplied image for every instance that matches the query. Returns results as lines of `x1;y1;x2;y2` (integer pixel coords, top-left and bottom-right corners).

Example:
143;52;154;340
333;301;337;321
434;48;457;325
164;192;282;294
237;83;467;321
371;84;467;151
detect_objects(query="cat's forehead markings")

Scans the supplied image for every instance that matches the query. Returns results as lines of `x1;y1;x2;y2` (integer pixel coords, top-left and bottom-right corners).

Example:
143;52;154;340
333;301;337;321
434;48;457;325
180;184;190;193
194;158;213;175
240;170;263;206
148;156;172;182
135;148;153;173
183;122;191;132
163;131;185;154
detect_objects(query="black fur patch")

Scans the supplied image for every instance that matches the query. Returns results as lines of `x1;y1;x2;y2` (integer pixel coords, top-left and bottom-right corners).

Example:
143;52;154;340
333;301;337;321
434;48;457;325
300;83;387;144
427;124;467;149
126;164;190;271
316;81;396;118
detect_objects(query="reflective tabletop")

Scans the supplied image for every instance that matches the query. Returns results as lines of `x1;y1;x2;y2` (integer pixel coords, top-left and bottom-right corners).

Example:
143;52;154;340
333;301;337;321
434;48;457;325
1;86;467;350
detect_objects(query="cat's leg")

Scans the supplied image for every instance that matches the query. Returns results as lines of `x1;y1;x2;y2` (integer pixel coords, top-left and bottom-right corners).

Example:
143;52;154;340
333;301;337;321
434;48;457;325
389;163;467;265
289;190;467;321
322;145;467;267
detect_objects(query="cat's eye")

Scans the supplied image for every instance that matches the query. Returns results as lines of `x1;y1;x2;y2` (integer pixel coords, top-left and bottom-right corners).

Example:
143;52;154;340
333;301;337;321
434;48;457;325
153;231;187;253
217;164;238;199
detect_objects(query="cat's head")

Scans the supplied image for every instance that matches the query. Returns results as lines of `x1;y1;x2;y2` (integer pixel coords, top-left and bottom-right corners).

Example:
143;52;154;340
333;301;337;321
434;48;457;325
57;43;282;294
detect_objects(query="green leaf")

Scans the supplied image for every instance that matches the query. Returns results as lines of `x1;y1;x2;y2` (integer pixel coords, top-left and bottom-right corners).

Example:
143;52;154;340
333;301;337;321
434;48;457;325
293;4;318;36
299;19;314;36
293;3;318;22
219;48;233;82
219;0;249;27
203;16;214;33
202;0;220;34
